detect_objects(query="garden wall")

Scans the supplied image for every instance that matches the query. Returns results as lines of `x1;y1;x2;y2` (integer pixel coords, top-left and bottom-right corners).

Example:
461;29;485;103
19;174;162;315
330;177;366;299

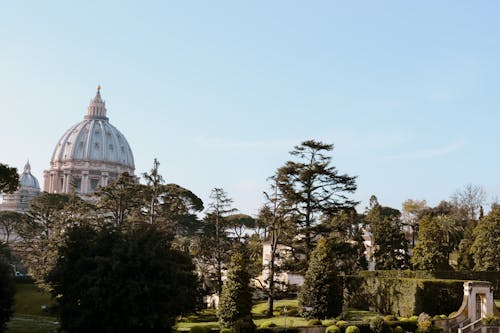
344;274;465;317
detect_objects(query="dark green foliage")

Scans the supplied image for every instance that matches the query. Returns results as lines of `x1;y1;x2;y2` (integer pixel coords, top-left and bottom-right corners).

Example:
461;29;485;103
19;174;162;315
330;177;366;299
0;245;15;333
344;275;464;317
276;140;358;263
218;252;253;329
298;238;343;319
326;325;342;333
0;163;18;194
221;328;233;333
307;319;322;326
190;326;210;333
232;316;256;333
47;223;199;333
470;206;500;270
346;326;360;333
366;197;409;270
411;216;453;271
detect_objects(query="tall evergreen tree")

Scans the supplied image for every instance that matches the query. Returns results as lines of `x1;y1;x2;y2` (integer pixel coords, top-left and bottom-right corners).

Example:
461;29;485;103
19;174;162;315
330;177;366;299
276;140;358;264
0;163;18;194
366;196;409;270
298;237;343;319
218;252;254;329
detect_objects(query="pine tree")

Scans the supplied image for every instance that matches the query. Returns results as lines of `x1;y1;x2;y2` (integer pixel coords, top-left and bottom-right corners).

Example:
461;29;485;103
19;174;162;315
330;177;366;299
298;237;342;319
217;252;254;331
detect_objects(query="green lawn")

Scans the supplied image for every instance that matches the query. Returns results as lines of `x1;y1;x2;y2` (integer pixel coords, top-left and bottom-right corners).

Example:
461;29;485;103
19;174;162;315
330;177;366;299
6;282;58;333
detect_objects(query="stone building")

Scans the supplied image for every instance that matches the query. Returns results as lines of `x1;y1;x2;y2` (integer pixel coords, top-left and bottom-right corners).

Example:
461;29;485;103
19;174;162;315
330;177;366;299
0;161;41;212
43;86;135;196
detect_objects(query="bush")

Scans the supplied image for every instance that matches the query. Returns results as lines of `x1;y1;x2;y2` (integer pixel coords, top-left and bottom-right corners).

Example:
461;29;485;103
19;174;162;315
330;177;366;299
384;316;398;322
417;313;432;333
336;320;349;328
191;326;209;333
345;326;360;333
260;321;277;328
326;325;342;333
393;326;403;333
307;319;322;326
448;312;457;318
0;253;15;333
221;329;233;333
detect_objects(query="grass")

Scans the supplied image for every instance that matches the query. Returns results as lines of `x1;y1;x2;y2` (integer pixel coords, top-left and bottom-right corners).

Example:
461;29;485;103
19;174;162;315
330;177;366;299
6;282;58;333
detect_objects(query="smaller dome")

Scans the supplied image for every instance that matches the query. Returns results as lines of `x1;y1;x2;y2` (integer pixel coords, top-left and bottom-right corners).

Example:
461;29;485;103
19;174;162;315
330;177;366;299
19;161;40;189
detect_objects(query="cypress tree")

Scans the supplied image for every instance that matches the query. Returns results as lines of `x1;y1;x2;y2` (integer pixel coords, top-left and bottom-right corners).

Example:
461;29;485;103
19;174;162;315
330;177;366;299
298;237;342;319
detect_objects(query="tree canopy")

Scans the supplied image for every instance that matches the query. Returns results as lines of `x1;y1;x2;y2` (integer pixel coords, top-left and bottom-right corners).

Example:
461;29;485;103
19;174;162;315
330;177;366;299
46;223;199;333
276;140;358;263
0;163;18;194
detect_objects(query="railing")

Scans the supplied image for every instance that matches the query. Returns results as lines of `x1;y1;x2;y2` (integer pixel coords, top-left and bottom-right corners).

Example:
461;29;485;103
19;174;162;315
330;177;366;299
459;319;483;333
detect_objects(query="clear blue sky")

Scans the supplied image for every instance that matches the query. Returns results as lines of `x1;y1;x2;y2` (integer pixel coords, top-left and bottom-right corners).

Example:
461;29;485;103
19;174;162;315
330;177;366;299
2;1;500;215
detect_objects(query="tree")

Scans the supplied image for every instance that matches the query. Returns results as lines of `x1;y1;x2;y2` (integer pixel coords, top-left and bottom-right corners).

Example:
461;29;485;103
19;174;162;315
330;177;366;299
470;206;500;271
94;172;142;226
451;184;486;221
0;243;15;333
201;188;237;294
142;158;164;224
366;196;409;270
218;251;254;329
298;237;342;319
19;193;71;287
0;211;24;245
411;215;451;271
46;223;199;333
328;208;368;274
276;140;358;263
401;199;427;247
0;163;18;194
258;176;291;317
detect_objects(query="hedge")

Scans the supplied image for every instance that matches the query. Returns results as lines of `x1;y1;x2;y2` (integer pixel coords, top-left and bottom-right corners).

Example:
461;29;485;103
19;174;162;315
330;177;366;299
344;276;464;317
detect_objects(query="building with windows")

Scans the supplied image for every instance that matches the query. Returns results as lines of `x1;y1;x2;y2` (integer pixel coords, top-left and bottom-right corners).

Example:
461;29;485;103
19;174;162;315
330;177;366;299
43;86;135;196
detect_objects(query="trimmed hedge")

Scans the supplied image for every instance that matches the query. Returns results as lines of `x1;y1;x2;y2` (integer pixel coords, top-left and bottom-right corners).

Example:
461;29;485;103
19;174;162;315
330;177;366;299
326;325;341;333
357;271;500;295
346;326;360;333
344;275;464;317
190;326;209;333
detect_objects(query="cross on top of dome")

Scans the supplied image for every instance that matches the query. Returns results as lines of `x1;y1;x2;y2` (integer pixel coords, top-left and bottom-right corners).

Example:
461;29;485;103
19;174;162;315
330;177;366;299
85;85;108;120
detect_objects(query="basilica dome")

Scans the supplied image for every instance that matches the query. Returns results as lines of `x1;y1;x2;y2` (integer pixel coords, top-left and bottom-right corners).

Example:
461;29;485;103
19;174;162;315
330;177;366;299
43;87;135;195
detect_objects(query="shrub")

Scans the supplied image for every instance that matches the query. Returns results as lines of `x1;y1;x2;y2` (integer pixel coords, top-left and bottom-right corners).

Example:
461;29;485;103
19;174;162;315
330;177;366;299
336;320;349;328
307;319;322;326
417;313;432;333
260;321;277;328
326;325;342;333
221;329;233;333
191;326;209;333
448;312;457;318
384;316;398;322
482;314;498;325
393;326;403;333
346;326;360;333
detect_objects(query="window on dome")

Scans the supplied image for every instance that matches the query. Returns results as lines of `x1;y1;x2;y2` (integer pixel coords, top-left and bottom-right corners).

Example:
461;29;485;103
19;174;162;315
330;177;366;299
94;143;100;150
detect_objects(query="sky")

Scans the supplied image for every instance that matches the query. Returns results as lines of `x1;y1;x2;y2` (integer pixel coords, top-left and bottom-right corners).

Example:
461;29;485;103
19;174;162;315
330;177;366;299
1;1;500;216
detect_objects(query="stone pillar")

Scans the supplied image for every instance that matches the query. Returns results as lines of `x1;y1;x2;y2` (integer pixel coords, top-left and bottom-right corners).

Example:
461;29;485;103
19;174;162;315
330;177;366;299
81;171;89;194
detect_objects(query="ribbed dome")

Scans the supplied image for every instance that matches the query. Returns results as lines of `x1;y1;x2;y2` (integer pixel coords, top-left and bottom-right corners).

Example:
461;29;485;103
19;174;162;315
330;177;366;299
50;87;135;169
19;161;40;189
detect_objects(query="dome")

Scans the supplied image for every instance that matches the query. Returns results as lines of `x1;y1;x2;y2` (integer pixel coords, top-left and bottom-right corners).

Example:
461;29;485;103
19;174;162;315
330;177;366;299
43;87;135;195
19;161;40;189
50;87;135;169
